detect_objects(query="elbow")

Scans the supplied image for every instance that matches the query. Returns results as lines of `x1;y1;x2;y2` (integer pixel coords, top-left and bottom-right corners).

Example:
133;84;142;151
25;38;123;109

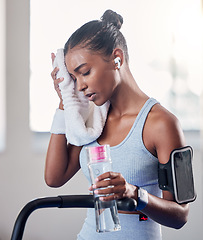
174;219;187;230
44;164;66;188
44;176;58;188
44;173;63;188
174;204;189;229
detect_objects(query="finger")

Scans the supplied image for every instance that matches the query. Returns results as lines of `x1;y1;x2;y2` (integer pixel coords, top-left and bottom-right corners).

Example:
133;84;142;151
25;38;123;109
51;52;56;65
53;78;63;90
94;178;125;189
96;171;118;182
99;193;120;202
94;187;114;196
54;77;64;84
99;195;116;201
51;67;59;79
98;187;125;202
95;184;125;196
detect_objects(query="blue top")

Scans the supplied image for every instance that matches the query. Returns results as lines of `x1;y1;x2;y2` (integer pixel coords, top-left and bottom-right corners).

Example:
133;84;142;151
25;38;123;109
78;98;162;240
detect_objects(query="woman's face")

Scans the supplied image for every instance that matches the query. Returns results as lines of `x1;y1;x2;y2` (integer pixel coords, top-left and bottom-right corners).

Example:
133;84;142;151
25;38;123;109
65;47;120;106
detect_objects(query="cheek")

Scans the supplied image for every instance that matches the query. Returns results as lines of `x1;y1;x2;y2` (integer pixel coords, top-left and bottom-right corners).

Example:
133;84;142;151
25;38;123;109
99;72;117;102
102;71;118;92
97;69;115;88
88;69;105;89
90;66;116;98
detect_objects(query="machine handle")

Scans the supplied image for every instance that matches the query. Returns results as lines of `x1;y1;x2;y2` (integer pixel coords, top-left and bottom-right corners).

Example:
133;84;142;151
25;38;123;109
11;195;137;240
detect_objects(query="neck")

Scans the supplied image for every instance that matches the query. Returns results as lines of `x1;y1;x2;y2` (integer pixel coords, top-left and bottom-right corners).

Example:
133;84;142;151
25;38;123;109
109;66;149;117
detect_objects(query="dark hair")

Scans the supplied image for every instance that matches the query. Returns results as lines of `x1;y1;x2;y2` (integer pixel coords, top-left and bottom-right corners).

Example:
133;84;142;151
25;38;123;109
64;10;129;62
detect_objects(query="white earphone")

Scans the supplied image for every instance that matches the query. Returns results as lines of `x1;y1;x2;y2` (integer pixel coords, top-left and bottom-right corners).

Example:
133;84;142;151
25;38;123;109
114;57;121;69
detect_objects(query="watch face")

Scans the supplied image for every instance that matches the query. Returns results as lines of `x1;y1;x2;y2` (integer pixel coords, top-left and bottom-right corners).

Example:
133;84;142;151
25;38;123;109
171;147;196;203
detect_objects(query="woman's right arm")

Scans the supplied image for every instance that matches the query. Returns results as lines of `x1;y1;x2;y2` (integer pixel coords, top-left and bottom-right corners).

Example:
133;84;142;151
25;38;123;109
45;53;82;187
45;134;82;187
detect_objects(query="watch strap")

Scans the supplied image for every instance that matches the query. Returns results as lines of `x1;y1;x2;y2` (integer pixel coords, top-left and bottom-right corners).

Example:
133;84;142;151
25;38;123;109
136;187;148;211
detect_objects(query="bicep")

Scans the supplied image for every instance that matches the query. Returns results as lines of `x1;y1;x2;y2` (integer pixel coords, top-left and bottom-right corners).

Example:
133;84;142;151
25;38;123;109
162;190;174;201
155;114;185;201
155;114;185;165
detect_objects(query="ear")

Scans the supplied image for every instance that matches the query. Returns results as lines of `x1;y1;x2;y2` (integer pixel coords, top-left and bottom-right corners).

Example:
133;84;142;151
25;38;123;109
112;48;124;70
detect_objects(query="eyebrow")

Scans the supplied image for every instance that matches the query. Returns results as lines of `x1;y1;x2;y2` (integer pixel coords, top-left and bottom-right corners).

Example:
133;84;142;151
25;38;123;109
74;63;87;72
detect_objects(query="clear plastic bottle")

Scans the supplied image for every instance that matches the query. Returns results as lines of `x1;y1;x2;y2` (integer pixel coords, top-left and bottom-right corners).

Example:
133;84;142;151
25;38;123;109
86;145;121;233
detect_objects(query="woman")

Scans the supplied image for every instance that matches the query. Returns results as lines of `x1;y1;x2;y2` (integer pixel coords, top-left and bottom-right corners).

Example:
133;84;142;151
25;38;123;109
45;10;189;239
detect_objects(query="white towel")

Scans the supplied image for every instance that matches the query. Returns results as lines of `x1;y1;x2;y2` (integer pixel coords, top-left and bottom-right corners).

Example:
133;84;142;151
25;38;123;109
52;48;110;146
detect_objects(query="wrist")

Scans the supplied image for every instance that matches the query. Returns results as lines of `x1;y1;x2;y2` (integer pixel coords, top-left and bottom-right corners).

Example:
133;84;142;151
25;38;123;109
50;108;66;134
59;100;64;110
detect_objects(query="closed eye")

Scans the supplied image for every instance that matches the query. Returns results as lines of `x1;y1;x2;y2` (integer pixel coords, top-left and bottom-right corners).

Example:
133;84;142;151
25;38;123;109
82;70;90;76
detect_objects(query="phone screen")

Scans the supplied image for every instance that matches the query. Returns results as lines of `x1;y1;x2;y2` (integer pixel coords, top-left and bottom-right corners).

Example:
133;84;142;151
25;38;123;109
172;147;195;203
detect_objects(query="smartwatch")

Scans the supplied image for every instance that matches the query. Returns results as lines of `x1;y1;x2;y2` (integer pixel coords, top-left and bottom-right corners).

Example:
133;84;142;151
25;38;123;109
136;187;148;211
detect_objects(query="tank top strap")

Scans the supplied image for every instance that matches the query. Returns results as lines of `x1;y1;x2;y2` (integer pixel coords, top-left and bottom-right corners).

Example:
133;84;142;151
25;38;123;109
134;98;159;136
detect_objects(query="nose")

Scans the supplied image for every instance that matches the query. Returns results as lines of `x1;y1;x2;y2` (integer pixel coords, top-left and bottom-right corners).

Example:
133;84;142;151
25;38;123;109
77;78;87;92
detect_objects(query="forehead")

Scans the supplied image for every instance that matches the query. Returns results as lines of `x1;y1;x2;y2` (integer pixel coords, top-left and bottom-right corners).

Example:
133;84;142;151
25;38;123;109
64;47;107;72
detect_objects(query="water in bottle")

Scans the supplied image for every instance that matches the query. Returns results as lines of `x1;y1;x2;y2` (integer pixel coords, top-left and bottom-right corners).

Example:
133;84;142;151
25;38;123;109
86;145;121;233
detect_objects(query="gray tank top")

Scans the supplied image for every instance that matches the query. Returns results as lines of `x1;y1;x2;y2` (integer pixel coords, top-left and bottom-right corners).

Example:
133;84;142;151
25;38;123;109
78;98;162;240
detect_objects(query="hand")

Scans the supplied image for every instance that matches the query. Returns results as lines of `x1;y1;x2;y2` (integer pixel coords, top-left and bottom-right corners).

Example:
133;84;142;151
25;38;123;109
51;48;109;146
51;53;64;107
89;171;138;201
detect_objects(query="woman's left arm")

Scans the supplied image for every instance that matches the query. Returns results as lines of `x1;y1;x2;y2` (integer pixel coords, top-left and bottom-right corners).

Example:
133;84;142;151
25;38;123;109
140;107;189;229
91;106;189;229
91;171;189;229
141;190;189;229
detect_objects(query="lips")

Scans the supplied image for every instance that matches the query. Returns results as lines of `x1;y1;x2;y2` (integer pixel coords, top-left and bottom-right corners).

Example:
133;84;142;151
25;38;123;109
85;92;96;101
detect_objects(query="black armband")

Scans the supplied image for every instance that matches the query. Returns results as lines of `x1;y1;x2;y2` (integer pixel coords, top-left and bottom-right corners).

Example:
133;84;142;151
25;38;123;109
158;146;196;204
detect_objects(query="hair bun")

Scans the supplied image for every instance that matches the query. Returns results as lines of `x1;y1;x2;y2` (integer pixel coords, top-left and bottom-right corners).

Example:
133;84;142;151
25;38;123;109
101;9;123;30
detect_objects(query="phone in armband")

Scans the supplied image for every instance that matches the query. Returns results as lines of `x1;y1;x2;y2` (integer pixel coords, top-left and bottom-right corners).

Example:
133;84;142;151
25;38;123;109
158;146;196;204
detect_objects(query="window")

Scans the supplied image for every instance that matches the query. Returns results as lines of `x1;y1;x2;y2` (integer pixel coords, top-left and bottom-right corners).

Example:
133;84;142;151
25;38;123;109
30;0;203;132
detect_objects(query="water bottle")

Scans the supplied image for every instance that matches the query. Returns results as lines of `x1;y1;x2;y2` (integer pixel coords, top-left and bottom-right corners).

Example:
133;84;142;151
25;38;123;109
86;145;121;233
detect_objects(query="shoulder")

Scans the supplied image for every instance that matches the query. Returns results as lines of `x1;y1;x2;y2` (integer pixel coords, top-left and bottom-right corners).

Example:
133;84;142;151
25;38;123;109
144;103;185;164
149;103;181;135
